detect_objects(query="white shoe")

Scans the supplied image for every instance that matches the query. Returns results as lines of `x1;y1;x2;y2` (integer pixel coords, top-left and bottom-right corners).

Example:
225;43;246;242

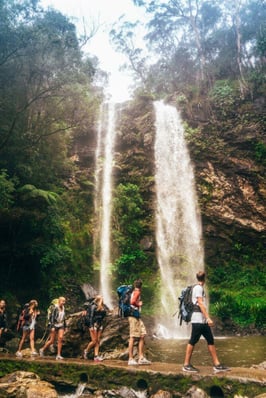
128;358;138;366
31;351;38;356
39;349;44;357
56;355;64;360
16;351;22;357
138;357;151;365
83;350;88;359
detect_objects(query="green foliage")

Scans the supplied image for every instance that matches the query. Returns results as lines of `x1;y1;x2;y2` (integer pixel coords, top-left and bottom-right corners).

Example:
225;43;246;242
0;170;15;209
114;250;148;283
209;80;238;112
211;289;265;328
254;141;266;165
208;241;266;328
112;183;145;252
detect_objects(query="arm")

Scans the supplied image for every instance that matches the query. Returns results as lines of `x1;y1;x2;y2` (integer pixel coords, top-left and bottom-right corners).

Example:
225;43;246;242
197;297;214;326
130;289;142;308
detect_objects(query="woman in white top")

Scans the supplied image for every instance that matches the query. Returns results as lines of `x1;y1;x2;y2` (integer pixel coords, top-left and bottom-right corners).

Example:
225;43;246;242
39;296;66;360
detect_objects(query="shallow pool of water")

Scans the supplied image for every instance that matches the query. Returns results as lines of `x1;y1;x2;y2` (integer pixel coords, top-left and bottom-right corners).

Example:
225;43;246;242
147;335;265;367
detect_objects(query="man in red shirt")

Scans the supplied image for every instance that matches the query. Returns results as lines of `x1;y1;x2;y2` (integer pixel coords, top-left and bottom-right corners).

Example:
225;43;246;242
128;279;151;365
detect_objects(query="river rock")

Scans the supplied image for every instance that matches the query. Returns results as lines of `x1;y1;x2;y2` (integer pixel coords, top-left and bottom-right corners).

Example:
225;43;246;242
150;390;173;398
184;386;209;398
0;371;58;398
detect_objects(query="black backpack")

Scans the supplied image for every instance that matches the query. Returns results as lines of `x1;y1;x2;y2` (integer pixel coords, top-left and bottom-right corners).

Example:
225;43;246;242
178;285;195;325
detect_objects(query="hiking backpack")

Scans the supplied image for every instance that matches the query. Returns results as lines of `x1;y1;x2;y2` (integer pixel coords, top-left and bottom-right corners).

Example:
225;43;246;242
16;303;29;331
178;285;196;325
83;297;95;327
117;284;133;317
46;298;59;326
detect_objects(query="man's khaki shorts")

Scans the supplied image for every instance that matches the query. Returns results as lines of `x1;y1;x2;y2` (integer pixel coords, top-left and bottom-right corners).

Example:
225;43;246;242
128;316;147;338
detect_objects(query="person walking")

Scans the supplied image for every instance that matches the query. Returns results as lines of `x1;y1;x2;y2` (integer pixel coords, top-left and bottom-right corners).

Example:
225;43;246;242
0;300;8;343
182;271;230;373
16;299;40;357
128;279;151;366
39;296;66;360
83;295;106;362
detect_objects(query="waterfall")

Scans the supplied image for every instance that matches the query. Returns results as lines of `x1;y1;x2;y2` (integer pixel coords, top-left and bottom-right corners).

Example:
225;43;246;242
94;102;117;308
154;100;204;338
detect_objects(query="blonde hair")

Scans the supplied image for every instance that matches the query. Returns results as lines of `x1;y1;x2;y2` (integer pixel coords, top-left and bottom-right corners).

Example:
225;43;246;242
94;295;104;311
28;299;38;315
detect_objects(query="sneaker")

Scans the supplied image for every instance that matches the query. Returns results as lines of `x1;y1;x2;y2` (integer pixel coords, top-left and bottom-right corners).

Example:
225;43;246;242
138;357;151;365
39;349;44;357
56;355;64;360
128;358;139;366
182;364;199;373
16;351;22;357
83;350;88;360
94;356;104;362
213;364;230;372
49;344;55;353
31;351;38;356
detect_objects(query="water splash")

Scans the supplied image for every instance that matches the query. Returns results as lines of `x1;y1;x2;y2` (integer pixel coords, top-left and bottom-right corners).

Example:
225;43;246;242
154;100;204;338
59;382;86;398
94;102;117;308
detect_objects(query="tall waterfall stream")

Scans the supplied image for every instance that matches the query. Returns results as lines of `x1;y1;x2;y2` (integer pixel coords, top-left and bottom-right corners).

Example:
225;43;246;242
154;101;204;338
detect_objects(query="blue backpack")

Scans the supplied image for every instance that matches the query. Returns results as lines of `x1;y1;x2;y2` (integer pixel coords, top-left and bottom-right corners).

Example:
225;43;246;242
117;285;134;317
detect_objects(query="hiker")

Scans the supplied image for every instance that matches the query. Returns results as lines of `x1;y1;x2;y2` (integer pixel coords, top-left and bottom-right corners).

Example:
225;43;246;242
39;296;66;360
16;299;40;357
128;279;151;366
182;271;229;373
83;295;106;362
0;300;8;342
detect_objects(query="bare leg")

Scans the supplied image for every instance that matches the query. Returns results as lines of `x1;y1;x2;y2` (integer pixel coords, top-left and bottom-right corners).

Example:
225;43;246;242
128;337;134;359
94;330;102;357
138;336;145;359
57;328;64;356
41;329;56;352
85;329;97;353
184;343;194;365
29;329;35;352
18;330;28;352
207;344;220;366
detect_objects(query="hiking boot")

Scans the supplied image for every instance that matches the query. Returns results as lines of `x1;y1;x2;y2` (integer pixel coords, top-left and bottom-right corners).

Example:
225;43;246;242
83;350;88;360
213;364;230;372
94;356;104;362
56;355;64;360
138;357;151;365
39;349;44;357
128;358;139;366
15;351;22;358
182;364;199;373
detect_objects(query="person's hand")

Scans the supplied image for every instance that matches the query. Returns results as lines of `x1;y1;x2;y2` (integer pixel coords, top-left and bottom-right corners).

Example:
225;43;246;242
207;318;214;327
138;301;143;307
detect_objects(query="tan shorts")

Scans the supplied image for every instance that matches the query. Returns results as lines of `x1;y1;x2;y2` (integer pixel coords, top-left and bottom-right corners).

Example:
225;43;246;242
128;316;147;338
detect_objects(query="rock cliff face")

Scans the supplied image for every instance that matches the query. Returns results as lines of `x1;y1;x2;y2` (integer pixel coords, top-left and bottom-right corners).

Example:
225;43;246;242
184;97;265;268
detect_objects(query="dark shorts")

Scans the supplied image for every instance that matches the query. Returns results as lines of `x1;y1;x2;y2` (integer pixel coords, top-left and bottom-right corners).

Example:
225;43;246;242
189;323;214;346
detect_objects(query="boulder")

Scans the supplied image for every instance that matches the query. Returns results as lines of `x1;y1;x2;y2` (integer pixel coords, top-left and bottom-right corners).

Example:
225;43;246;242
0;371;57;398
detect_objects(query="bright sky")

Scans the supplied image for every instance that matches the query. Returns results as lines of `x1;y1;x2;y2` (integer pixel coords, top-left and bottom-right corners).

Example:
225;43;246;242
40;0;146;102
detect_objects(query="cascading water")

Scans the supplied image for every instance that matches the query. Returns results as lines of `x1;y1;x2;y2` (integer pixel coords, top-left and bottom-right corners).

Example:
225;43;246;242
94;102;117;308
154;100;204;338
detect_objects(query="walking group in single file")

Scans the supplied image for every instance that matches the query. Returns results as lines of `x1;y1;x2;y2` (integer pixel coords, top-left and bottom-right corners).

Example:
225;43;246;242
0;272;230;372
